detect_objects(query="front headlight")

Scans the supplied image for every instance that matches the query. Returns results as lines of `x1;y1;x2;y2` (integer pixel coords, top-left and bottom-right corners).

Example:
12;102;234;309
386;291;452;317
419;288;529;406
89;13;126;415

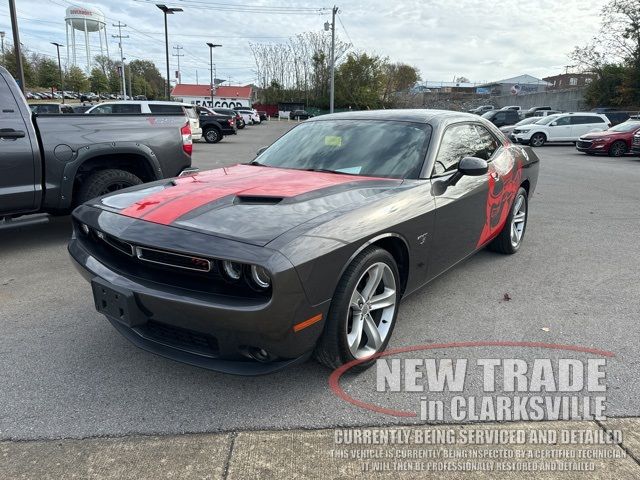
221;260;243;280
250;265;271;289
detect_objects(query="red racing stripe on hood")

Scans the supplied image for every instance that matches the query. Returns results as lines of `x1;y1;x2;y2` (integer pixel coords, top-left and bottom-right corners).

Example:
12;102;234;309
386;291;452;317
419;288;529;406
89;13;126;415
119;164;387;226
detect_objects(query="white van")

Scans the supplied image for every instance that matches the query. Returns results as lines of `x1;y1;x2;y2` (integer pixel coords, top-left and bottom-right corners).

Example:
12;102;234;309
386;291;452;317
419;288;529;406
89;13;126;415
85;101;202;141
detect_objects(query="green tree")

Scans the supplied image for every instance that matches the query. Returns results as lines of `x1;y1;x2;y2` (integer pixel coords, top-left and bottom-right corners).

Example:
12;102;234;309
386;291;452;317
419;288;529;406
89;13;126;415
335;53;386;109
65;65;89;93
3;46;35;87
571;0;640;106
89;67;108;94
128;60;164;99
37;58;61;90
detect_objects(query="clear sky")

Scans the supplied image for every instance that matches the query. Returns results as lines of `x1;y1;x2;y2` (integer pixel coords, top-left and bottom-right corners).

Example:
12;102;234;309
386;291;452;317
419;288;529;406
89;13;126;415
0;0;607;86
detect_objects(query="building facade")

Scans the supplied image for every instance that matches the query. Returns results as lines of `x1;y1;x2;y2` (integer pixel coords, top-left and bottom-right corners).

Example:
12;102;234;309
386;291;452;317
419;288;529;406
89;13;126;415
171;84;255;108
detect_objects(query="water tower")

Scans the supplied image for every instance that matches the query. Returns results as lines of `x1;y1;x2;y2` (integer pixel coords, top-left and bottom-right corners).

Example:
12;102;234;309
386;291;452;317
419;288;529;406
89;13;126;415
65;6;108;73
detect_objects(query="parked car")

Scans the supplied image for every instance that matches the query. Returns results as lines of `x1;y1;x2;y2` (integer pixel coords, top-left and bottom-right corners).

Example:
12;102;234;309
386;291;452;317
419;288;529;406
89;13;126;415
86;101;202;141
523;106;552;118
290;109;312;120
68;109;539;374
499;106;521;112
576;120;640;156
133;95;148;100
206;107;245;129
632;130;640;155
235;108;261;125
257;110;268;121
0;66;193;221
512;112;610;147
481;109;520;128
499;117;542;140
590;108;630;126
530;110;562;117
468;105;495;115
198;109;237;143
29;103;74;114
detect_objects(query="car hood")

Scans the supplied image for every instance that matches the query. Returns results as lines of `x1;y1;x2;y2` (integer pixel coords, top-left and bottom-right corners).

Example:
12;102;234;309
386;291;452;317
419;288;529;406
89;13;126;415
94;164;403;246
580;130;625;140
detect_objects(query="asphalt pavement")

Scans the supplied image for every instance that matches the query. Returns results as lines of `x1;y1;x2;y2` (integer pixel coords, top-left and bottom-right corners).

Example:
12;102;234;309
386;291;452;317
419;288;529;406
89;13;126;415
1;121;639;442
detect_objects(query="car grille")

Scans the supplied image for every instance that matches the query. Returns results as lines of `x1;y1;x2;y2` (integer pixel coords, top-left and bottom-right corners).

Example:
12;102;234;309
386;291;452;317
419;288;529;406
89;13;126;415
135;246;212;272
577;140;593;149
135;320;220;357
633;135;640;146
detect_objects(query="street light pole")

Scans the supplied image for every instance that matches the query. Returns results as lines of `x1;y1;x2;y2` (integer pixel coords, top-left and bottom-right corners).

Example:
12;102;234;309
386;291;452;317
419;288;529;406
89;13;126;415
51;42;65;104
156;4;183;100
0;32;5;67
8;0;25;92
206;43;221;107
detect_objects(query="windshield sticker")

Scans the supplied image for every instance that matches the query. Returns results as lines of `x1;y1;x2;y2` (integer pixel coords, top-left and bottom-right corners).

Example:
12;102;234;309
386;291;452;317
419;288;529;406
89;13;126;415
325;136;343;147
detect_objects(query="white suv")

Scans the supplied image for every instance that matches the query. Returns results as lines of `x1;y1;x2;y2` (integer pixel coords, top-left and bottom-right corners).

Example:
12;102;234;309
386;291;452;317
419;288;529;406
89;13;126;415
86;101;202;141
512;112;610;147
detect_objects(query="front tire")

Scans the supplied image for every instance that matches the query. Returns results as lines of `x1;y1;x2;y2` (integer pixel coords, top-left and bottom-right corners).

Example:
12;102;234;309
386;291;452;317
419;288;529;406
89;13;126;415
76;169;142;205
609;140;627;157
488;187;528;254
529;133;546;147
314;247;400;370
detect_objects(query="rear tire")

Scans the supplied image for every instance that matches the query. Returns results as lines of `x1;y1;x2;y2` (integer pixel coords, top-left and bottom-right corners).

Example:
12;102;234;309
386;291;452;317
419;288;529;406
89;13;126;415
314;247;400;371
76;169;142;205
487;187;528;254
204;128;222;143
609;140;627;157
529;133;546;147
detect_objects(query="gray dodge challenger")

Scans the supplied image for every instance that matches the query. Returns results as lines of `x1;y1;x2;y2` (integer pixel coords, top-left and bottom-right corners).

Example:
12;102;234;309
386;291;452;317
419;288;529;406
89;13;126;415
68;109;540;375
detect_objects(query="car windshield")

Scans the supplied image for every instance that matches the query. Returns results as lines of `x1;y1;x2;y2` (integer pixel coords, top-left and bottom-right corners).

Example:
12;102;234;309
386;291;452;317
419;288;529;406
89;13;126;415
534;115;561;125
481;111;496;118
254;119;432;179
609;121;640;132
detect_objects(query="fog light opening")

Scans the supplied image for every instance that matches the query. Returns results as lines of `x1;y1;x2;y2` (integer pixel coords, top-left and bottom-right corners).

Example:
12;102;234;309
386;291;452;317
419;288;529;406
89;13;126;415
246;346;274;363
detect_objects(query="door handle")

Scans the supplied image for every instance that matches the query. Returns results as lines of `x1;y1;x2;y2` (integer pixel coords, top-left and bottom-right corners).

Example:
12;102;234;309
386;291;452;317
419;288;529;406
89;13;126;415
0;128;26;139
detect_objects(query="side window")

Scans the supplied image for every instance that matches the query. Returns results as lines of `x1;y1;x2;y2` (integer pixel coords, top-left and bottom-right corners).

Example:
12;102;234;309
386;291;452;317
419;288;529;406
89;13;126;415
555;116;571;126
494;112;506;122
433;124;479;175
474;125;499;160
149;104;183;114
112;104;142;114
90;104;113;114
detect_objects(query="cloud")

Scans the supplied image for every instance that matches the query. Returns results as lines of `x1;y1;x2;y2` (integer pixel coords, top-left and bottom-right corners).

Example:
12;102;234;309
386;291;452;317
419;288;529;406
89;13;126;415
0;0;608;86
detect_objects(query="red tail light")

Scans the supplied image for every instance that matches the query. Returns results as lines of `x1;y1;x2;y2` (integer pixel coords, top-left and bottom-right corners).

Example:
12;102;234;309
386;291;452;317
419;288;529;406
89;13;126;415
181;122;192;155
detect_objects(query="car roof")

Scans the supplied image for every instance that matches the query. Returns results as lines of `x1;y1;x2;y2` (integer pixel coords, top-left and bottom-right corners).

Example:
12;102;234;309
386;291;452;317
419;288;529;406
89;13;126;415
311;109;481;124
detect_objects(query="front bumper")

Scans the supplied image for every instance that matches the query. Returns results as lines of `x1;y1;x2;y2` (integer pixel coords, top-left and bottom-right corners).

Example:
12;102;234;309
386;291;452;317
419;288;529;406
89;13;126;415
68;208;330;375
576;139;607;153
513;133;532;144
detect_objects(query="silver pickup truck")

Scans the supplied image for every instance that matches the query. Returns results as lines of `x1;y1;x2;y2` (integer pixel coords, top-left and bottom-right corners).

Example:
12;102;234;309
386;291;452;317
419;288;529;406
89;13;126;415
0;66;193;221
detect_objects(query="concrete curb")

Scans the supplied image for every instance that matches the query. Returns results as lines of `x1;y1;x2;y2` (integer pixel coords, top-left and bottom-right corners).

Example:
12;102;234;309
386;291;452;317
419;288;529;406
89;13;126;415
2;419;640;479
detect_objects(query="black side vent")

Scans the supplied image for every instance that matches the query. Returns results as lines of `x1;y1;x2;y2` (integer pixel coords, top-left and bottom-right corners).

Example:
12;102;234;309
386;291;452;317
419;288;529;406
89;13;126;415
234;196;283;205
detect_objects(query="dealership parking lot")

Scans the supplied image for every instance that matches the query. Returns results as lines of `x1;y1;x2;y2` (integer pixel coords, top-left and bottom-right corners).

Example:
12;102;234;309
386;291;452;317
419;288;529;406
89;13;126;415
1;121;639;441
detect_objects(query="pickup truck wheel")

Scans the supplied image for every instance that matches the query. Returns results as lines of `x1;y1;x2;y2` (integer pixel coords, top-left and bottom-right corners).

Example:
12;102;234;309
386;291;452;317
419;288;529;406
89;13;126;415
529;133;546;147
77;169;142;204
314;246;400;371
204;128;222;143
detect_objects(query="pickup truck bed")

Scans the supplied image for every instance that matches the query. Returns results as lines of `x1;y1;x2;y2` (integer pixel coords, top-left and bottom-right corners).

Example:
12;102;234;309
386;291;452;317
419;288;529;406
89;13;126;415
0;66;192;218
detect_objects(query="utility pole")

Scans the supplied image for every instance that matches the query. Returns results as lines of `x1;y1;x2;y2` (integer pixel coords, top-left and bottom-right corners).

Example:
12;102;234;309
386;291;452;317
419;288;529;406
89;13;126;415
172;45;184;84
51;42;65;104
112;22;128;98
0;32;5;66
8;0;25;92
325;6;338;113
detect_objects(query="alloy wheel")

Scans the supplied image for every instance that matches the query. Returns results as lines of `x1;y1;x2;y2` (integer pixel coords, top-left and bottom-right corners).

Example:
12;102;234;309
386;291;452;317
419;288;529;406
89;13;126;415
510;193;527;248
346;262;397;359
205;130;219;142
610;142;626;157
530;134;545;147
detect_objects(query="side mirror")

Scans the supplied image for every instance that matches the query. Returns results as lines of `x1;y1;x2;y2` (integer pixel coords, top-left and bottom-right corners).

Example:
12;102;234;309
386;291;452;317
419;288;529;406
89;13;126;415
458;157;488;176
256;146;268;156
550;122;557;127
